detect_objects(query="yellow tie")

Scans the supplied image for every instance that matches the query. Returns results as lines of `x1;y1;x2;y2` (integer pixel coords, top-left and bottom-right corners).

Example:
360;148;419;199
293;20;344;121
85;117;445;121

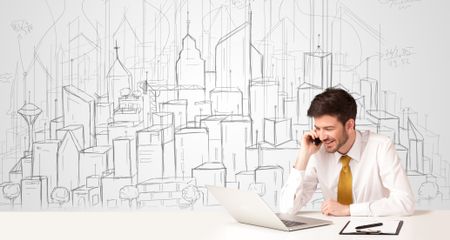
338;155;353;205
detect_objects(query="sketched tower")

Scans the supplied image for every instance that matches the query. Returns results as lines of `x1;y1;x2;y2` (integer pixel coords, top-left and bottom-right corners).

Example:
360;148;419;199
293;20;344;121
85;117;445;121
18;102;42;155
107;42;132;112
175;12;206;124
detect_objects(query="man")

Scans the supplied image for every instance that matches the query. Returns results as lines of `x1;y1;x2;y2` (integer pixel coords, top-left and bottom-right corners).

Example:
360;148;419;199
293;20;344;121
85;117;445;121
279;88;415;217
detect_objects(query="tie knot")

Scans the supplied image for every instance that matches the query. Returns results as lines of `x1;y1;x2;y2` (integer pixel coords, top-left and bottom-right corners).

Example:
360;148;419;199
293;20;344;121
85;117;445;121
340;155;351;166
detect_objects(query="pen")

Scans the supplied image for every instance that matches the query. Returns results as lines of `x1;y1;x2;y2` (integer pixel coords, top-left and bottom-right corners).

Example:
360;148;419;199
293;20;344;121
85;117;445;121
355;222;383;230
356;229;381;234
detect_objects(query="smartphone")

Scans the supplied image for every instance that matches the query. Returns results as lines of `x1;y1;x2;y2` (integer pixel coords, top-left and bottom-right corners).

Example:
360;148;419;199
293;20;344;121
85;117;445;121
313;138;322;146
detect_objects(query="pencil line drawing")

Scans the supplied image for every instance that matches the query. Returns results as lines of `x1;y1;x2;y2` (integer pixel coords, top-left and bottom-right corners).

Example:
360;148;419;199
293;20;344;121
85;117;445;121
0;0;448;212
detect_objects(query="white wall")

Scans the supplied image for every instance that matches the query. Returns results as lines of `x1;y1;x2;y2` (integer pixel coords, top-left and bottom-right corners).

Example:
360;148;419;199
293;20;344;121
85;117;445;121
0;0;448;210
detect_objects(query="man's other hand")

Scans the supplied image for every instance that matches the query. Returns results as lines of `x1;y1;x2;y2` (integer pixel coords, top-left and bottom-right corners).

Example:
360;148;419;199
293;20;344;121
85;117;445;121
321;200;350;216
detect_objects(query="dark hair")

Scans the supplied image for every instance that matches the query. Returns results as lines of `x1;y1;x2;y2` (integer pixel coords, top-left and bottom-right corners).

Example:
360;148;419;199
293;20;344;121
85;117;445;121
307;88;357;125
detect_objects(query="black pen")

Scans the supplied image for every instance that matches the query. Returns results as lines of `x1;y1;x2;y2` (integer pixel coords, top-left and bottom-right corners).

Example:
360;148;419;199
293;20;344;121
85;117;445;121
356;229;381;234
355;222;383;230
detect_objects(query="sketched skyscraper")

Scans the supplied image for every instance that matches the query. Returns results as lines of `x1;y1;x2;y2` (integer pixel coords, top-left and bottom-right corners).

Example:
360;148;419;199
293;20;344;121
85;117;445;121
136;124;176;182
214;10;263;115
62;85;96;148
106;42;132;111
175;13;206;125
33;140;60;199
407;118;425;174
249;80;278;144
221;115;252;182
21;176;48;210
303;0;332;89
57;130;82;191
113;137;137;181
175;128;209;178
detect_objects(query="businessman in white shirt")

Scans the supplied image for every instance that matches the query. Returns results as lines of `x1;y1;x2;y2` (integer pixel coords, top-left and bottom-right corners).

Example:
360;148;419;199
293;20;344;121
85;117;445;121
280;88;415;217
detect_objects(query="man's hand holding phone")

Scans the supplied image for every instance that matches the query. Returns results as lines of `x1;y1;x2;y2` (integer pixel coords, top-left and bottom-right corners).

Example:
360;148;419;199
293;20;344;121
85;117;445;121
294;131;322;171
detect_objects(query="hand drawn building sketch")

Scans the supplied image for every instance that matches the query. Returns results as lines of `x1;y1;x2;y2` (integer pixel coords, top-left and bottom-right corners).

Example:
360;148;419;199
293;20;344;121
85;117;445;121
0;0;449;211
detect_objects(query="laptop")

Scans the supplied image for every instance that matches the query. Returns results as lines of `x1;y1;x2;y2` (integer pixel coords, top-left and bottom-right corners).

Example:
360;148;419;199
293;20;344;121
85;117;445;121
207;185;332;232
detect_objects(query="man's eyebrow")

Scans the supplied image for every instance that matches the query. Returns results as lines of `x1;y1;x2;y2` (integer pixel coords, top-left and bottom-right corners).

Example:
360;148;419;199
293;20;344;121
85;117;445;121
314;125;334;129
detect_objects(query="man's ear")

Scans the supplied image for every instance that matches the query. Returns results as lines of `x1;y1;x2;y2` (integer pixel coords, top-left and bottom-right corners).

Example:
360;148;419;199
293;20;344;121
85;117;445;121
345;118;355;130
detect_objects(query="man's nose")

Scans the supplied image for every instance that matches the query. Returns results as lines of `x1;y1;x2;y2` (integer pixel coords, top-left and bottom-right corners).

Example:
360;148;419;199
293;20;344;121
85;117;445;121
317;131;326;140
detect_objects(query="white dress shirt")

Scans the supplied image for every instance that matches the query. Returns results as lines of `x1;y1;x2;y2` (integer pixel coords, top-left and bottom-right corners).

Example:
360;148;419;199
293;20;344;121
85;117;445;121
279;130;415;216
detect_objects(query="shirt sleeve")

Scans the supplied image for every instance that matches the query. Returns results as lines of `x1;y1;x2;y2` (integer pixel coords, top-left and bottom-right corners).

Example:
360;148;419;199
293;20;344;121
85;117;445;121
350;140;416;216
279;156;319;214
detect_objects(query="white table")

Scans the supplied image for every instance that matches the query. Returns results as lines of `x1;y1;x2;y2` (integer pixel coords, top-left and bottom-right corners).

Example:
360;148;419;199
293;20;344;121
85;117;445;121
0;209;448;239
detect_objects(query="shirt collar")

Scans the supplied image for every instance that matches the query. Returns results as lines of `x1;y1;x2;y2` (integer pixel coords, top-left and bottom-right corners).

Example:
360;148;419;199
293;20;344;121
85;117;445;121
335;130;362;163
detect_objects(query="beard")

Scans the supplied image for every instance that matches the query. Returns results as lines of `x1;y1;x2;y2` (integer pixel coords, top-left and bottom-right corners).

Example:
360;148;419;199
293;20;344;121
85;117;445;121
324;129;349;153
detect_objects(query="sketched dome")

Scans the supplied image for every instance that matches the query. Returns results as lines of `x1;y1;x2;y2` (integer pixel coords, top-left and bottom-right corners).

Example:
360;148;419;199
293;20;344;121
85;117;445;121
18;103;42;116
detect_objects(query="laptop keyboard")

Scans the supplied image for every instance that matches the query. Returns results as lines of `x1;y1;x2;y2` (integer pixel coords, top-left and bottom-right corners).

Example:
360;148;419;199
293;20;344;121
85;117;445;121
281;219;306;227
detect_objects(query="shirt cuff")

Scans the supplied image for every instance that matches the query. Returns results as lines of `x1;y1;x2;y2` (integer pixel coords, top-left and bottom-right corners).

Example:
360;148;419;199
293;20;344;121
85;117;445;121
349;202;371;216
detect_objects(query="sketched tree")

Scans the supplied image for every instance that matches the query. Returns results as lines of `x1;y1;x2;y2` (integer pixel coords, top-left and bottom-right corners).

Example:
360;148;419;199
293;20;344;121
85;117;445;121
51;187;70;208
418;181;441;204
2;183;21;209
119;185;139;209
181;185;201;210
